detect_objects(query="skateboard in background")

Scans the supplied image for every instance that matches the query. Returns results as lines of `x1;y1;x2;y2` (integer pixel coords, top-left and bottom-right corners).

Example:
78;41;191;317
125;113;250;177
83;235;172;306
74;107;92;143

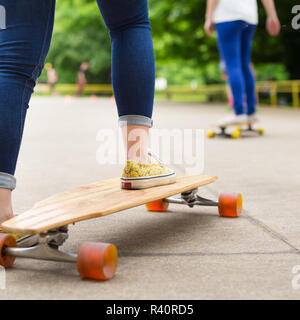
207;120;264;139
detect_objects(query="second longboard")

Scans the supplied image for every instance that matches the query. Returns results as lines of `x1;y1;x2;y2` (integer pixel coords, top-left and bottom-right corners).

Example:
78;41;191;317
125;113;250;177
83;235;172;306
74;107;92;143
207;120;264;139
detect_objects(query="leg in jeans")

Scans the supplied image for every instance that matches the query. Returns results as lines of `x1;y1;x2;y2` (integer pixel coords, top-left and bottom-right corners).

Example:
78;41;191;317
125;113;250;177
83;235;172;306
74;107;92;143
0;0;55;223
241;24;257;115
216;21;245;115
97;0;175;189
96;0;155;163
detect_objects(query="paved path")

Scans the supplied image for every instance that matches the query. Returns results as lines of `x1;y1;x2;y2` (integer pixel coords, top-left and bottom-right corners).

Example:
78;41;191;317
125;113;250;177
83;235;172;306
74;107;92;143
1;97;300;299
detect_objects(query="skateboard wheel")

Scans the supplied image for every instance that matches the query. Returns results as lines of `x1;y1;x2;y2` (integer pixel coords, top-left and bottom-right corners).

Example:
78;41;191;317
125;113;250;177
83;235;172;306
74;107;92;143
0;234;16;268
218;193;242;218
207;130;215;138
77;242;118;280
231;130;240;139
258;128;265;135
145;199;169;212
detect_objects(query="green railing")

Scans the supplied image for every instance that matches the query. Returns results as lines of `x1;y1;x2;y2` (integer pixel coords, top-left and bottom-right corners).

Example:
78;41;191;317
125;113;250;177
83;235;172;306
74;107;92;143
159;80;300;108
35;80;300;108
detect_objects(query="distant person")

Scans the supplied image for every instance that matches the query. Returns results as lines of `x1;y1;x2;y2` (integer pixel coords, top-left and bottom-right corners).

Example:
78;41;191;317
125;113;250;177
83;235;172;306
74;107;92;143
219;59;233;108
220;59;256;109
205;0;280;126
76;62;89;97
45;63;58;96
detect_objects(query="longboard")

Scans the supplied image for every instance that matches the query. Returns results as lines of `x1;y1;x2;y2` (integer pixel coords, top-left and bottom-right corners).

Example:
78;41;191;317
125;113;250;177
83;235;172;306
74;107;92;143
0;175;242;281
207;120;264;139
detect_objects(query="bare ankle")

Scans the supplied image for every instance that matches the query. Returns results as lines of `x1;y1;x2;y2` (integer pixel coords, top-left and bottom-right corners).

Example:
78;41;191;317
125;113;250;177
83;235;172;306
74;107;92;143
0;188;13;225
122;125;150;164
0;211;13;225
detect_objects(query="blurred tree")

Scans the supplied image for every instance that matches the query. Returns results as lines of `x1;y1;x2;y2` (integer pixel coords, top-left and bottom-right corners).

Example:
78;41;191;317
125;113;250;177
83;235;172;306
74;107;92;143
46;0;111;83
44;0;299;84
254;0;300;79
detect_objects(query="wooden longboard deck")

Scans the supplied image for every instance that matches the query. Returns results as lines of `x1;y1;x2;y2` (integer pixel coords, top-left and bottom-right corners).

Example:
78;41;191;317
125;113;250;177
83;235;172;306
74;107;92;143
1;175;217;234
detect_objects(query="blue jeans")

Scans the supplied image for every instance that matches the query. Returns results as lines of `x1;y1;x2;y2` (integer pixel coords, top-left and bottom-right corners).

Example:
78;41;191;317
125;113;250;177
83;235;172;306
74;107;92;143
0;0;155;190
216;20;257;116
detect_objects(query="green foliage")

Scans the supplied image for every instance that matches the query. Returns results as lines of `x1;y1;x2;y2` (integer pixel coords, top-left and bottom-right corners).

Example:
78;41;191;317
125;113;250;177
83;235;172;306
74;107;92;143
255;64;289;81
45;0;111;83
43;0;298;85
156;61;205;86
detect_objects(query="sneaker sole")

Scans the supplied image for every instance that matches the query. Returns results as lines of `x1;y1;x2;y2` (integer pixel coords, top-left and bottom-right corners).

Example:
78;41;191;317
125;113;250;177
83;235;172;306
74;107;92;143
121;173;176;190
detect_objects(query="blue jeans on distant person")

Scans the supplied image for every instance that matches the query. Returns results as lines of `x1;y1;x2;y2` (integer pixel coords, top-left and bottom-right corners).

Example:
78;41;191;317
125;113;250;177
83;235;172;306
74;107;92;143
216;20;257;116
0;0;155;190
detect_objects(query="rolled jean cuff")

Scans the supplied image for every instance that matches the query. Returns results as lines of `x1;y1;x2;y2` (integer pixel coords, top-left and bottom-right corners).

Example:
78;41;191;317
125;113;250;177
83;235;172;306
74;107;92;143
0;172;16;190
119;115;153;128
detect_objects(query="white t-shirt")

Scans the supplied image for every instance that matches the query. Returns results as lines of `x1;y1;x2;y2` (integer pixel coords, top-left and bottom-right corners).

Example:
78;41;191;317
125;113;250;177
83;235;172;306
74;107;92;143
213;0;258;25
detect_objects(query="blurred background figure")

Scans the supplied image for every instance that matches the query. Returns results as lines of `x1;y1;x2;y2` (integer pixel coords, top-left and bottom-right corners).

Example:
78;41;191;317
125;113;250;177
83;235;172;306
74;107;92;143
219;59;233;108
220;59;257;110
76;62;89;97
205;0;280;126
45;63;58;96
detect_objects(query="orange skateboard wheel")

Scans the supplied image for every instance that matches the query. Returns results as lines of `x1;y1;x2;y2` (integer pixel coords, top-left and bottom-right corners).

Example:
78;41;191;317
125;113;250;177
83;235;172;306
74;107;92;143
218;193;242;218
77;242;118;280
0;234;16;268
145;199;169;212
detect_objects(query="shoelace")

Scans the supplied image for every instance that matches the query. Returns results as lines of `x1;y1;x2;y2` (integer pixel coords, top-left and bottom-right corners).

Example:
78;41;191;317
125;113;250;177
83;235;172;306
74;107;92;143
147;149;166;167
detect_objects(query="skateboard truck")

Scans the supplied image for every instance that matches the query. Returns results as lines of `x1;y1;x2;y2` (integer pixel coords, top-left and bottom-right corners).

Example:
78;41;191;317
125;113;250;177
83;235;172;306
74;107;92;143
165;188;218;208
0;226;118;280
146;189;242;219
4;227;76;263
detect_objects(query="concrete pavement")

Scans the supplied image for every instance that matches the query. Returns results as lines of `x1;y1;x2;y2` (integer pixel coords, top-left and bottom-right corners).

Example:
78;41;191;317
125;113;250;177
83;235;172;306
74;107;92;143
0;97;300;299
